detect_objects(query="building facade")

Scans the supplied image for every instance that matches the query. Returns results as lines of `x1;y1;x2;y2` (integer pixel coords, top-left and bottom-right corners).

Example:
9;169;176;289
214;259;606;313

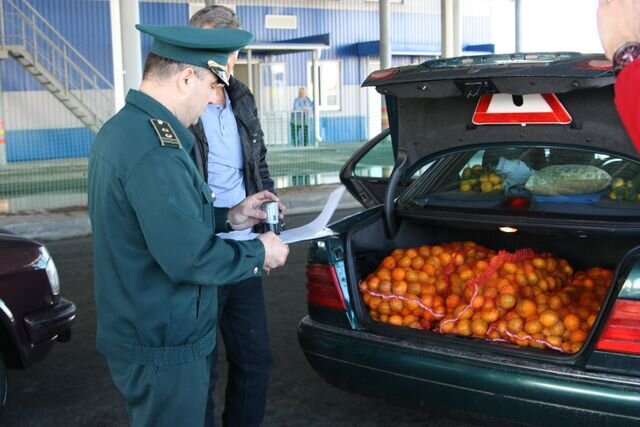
0;0;504;160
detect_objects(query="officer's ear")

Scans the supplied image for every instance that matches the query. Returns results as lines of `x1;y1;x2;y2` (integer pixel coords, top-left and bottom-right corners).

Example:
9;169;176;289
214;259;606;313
177;67;196;94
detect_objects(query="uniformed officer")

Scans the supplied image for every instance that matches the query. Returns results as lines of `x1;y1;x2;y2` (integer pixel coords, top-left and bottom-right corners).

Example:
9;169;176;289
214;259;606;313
87;24;289;427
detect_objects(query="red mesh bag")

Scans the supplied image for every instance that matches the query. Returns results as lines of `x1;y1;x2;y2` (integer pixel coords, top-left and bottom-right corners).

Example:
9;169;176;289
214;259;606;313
359;242;612;354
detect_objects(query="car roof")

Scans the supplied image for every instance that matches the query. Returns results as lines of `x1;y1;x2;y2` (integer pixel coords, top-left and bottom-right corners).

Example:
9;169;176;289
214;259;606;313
362;52;638;163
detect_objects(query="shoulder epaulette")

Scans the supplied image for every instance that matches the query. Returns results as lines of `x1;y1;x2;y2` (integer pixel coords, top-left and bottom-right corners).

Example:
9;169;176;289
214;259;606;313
149;119;181;148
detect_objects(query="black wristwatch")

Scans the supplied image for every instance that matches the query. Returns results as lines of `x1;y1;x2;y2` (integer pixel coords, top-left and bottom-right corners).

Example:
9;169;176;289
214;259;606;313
613;42;640;76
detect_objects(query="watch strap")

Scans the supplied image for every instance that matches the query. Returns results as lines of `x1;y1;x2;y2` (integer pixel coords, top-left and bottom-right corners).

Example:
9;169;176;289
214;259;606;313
613;42;640;76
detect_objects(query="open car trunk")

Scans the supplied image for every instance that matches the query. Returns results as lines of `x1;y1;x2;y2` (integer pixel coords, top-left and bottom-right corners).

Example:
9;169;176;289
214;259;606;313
345;209;639;361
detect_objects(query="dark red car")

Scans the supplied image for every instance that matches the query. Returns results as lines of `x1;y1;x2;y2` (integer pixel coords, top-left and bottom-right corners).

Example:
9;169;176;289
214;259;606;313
0;230;76;413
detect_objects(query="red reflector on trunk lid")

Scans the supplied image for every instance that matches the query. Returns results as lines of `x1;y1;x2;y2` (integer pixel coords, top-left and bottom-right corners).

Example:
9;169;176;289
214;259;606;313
305;263;347;311
595;299;640;355
473;93;572;125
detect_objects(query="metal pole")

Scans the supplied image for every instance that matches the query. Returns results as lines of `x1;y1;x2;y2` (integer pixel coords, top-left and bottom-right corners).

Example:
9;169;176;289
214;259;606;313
379;0;391;70
119;0;142;95
312;49;321;146
440;0;454;58
110;0;125;110
515;0;523;53
453;0;462;56
379;0;391;131
247;49;253;94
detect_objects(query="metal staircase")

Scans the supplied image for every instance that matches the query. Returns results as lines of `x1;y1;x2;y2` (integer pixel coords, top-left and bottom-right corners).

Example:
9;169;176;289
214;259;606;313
0;0;114;133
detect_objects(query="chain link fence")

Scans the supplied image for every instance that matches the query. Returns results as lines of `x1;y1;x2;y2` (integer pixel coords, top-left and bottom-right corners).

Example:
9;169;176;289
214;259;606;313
0;0;499;213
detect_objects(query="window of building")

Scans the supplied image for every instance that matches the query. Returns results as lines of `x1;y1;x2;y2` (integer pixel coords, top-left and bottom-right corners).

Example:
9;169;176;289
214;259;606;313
307;60;341;111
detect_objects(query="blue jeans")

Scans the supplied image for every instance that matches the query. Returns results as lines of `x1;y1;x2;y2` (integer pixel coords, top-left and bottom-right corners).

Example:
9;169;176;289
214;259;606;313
204;276;273;427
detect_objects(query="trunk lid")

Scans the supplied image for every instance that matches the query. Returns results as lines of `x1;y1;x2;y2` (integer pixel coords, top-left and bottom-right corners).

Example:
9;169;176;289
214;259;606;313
362;52;638;168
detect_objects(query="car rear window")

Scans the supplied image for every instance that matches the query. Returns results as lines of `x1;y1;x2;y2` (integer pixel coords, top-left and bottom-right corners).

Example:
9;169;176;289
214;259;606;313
400;145;640;217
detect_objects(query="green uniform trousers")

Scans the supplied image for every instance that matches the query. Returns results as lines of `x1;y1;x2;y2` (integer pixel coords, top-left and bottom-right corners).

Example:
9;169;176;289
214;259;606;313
106;355;211;427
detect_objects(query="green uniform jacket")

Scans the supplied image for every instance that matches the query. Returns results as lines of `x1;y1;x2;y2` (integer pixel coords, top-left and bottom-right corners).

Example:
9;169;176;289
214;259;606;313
88;90;265;366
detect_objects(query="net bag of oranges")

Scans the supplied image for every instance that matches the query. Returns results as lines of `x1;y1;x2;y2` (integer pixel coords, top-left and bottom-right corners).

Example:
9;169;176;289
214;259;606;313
358;241;612;354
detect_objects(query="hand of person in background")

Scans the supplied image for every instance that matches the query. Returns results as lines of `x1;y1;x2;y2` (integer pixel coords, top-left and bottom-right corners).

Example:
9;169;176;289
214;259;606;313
597;0;640;60
257;232;289;271
228;190;280;230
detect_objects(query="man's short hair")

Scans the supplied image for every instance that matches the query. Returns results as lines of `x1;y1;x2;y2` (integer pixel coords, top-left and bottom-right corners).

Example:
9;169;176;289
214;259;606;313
190;5;241;29
143;53;209;81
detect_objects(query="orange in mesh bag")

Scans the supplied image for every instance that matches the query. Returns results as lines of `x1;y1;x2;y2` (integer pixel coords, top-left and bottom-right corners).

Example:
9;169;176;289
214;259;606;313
360;242;497;329
359;243;613;354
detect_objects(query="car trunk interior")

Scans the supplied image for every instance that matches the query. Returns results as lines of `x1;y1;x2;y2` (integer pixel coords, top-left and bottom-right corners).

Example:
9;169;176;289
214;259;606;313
346;210;639;359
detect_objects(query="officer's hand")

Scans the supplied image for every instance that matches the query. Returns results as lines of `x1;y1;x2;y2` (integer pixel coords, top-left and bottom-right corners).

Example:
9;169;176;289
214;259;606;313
228;190;279;230
597;0;640;60
257;232;289;271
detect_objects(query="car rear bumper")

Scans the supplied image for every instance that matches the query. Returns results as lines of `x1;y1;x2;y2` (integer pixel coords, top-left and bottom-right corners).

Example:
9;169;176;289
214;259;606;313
298;316;640;427
24;297;76;345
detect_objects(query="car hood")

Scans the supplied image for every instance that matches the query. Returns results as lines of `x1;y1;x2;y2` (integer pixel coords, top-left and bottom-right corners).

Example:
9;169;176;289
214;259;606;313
0;233;44;276
362;52;638;165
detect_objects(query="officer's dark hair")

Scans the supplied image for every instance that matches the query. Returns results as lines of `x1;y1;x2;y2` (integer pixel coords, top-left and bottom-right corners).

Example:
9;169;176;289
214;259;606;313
143;53;209;81
189;5;241;29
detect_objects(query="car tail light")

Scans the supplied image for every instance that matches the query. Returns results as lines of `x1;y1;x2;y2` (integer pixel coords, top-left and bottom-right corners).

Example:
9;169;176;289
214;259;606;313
595;299;640;355
368;68;399;81
503;197;531;210
306;263;347;311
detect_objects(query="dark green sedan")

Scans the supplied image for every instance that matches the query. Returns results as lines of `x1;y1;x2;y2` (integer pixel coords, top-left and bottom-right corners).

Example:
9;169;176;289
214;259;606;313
298;53;640;426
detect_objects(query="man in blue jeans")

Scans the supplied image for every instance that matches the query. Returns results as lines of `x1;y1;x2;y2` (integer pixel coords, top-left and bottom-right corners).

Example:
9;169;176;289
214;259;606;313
189;5;279;426
291;87;313;146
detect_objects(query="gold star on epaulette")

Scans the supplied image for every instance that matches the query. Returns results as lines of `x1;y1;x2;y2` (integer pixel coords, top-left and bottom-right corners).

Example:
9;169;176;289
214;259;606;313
149;119;181;149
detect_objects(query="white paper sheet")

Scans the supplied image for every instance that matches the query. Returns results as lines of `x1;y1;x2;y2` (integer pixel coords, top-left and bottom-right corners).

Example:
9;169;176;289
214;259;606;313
216;185;346;244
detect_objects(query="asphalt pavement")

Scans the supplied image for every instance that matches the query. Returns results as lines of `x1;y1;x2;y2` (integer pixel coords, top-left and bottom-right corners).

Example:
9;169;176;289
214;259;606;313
0;209;476;427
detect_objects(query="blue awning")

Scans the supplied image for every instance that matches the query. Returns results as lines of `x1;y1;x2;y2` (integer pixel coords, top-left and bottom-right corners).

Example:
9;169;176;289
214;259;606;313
464;43;496;54
353;41;495;57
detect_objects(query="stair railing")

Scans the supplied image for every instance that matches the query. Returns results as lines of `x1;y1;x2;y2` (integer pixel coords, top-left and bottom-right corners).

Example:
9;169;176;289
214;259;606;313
1;0;115;130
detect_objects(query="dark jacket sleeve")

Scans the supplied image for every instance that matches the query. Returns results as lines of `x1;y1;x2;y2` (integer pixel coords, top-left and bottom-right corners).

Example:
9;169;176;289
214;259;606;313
615;60;640;153
188;119;209;182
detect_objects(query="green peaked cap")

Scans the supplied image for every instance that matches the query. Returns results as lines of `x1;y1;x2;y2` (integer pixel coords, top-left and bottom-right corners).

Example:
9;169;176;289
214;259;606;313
136;24;253;85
